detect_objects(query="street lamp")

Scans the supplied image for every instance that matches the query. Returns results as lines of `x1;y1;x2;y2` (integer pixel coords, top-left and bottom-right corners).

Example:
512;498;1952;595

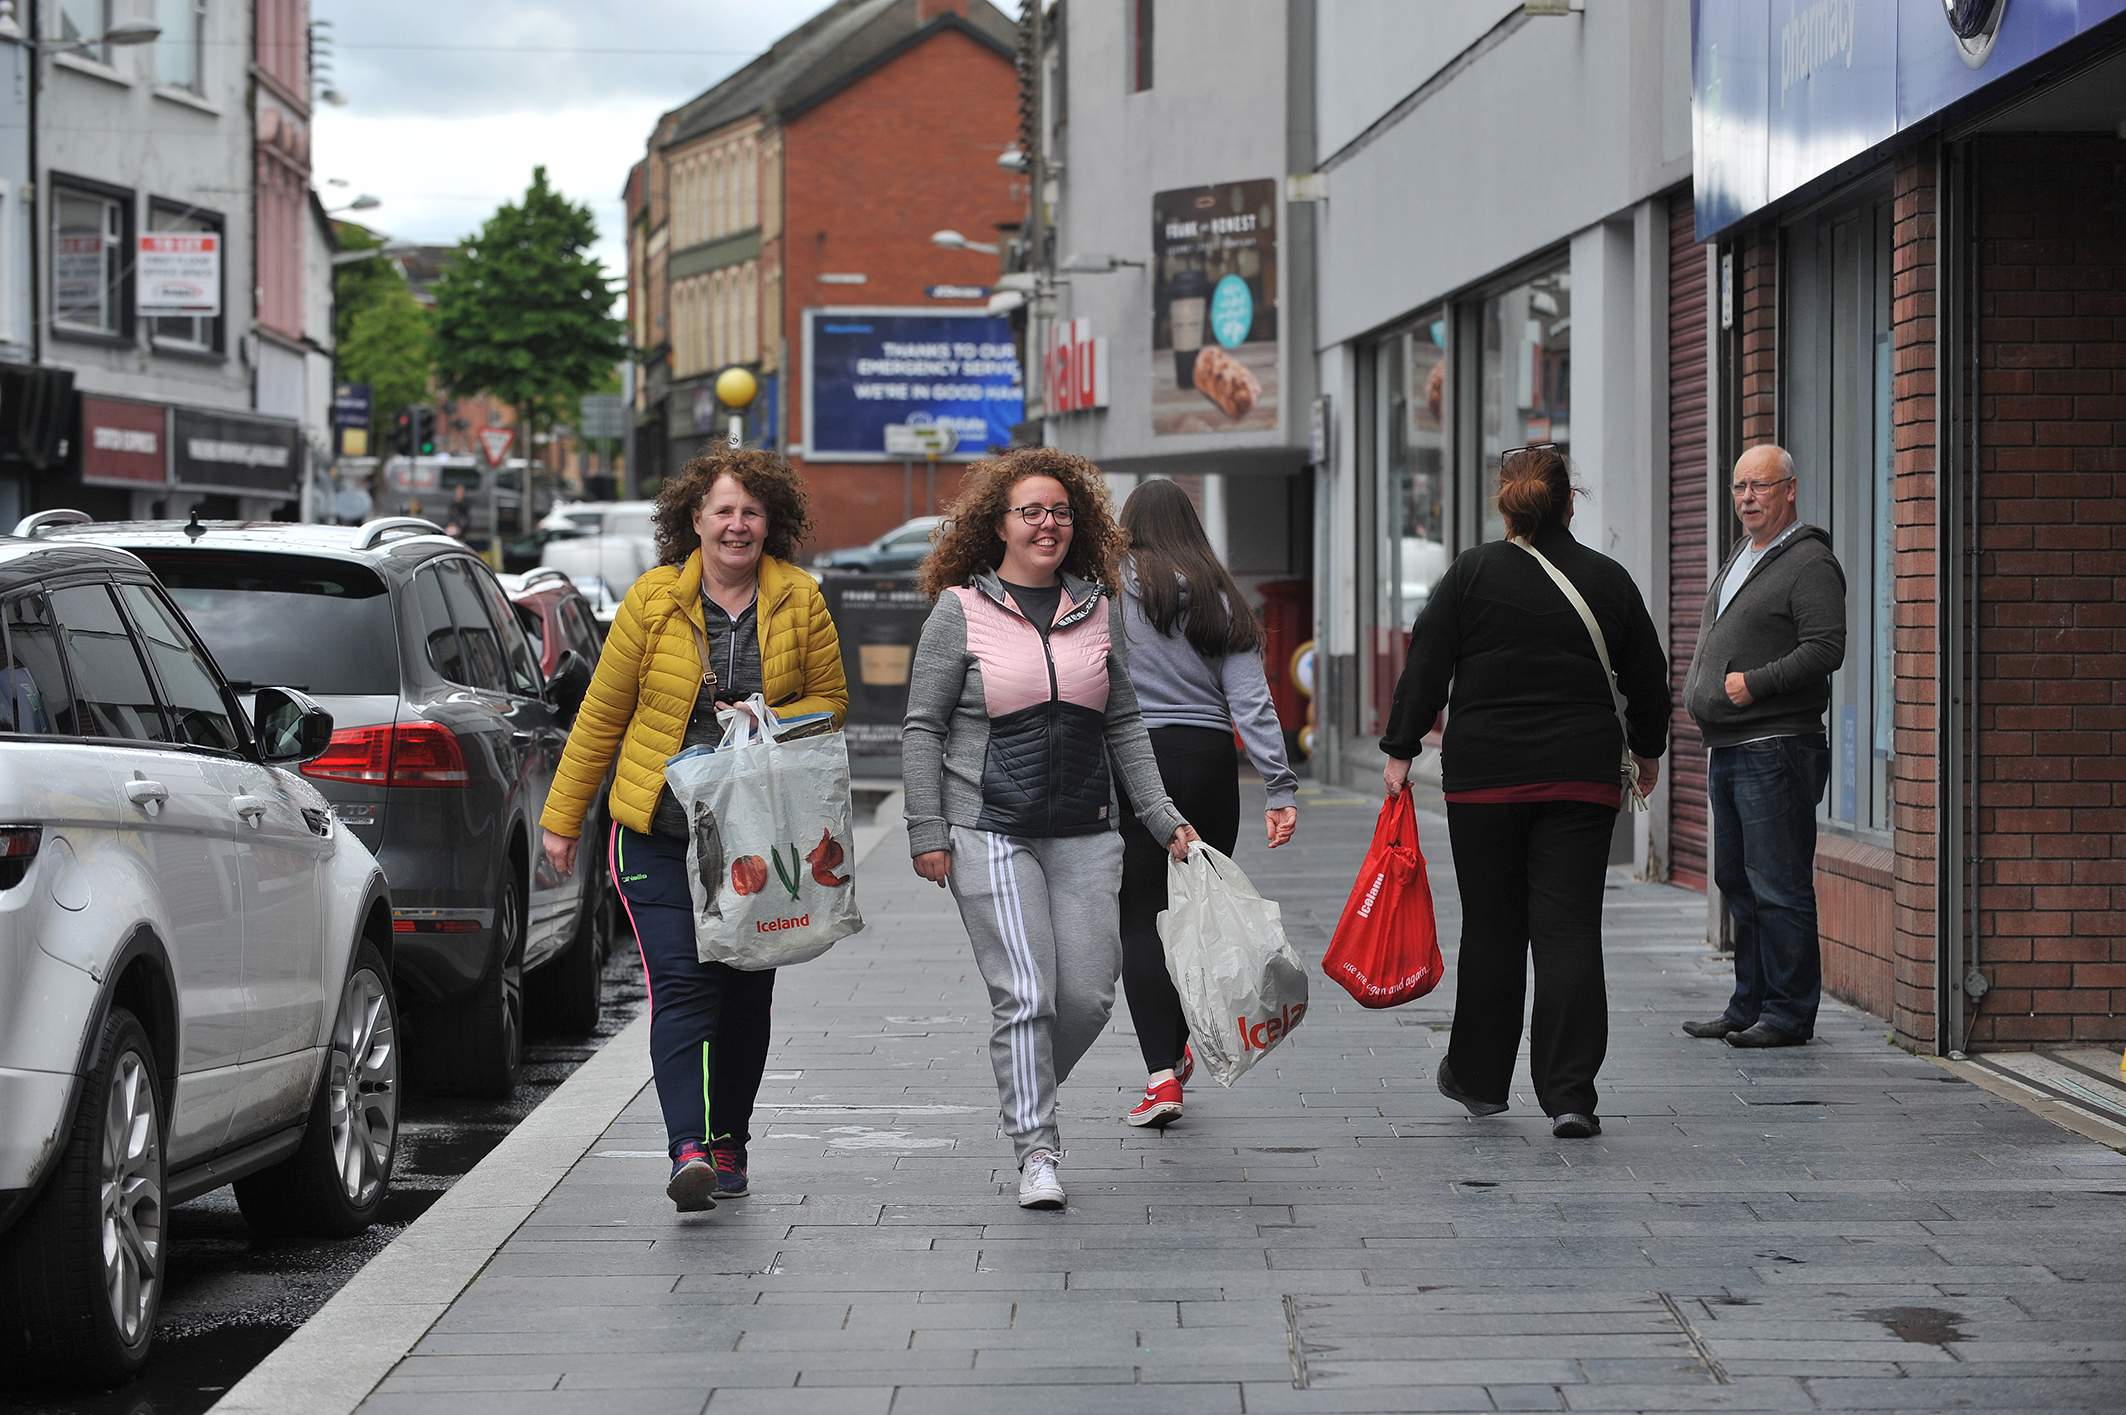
931;229;1000;256
1060;252;1145;273
327;195;381;213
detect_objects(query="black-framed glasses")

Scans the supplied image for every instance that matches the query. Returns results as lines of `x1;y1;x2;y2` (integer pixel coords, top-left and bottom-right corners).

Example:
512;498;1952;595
1500;442;1560;464
1730;475;1793;498
1007;503;1074;525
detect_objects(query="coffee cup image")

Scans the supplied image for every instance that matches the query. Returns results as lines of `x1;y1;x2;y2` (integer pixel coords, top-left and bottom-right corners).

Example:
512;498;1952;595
1167;269;1209;387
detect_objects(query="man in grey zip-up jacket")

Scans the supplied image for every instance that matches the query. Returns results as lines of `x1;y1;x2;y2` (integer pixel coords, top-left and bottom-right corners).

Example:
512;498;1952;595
1683;445;1847;1049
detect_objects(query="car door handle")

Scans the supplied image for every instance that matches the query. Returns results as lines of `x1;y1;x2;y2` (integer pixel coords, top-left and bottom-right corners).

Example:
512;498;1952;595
231;795;269;828
511;730;535;744
123;779;168;815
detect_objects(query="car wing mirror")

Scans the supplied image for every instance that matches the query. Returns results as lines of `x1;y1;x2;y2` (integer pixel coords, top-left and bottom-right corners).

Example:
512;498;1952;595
545;649;592;721
253;687;336;766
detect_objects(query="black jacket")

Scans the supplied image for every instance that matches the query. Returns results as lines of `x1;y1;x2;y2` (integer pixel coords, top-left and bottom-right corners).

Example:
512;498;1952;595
1380;524;1670;792
1683;524;1846;748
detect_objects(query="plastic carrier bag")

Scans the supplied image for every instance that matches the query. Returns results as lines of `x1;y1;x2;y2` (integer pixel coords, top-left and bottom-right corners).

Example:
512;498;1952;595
661;694;864;970
1156;842;1309;1087
1321;791;1443;1008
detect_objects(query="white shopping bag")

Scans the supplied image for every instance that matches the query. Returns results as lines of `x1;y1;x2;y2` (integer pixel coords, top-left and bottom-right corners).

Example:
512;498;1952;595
1156;842;1309;1087
662;693;864;969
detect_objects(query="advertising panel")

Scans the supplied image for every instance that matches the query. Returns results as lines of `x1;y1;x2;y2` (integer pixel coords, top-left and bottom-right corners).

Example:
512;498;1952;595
803;309;1021;461
80;397;168;488
138;233;221;317
1044;319;1109;414
1693;0;2126;239
173;408;301;498
1151;179;1279;436
820;573;933;758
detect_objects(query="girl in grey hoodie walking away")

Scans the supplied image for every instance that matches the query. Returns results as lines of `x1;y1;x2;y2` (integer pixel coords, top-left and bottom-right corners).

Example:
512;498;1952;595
902;449;1198;1210
1114;479;1299;1128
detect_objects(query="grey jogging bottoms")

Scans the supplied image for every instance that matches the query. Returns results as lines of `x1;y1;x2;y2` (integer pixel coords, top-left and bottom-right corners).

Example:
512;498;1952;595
947;825;1127;1167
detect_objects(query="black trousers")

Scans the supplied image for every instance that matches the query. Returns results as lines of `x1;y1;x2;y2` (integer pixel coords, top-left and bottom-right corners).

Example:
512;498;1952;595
1119;726;1242;1074
1443;799;1615;1118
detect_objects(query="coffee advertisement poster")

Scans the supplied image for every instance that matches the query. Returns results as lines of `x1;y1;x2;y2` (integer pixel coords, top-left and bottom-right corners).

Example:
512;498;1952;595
1151;179;1279;436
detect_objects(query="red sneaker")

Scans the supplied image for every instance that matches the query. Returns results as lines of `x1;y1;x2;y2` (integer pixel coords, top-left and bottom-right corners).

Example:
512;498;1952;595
1176;1044;1195;1085
1126;1078;1184;1128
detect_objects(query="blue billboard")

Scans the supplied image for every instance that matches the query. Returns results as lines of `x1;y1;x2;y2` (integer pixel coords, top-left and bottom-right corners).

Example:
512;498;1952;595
802;308;1024;461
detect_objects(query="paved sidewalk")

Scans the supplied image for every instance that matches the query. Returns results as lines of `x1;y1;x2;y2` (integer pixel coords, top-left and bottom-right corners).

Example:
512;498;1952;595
355;781;2126;1415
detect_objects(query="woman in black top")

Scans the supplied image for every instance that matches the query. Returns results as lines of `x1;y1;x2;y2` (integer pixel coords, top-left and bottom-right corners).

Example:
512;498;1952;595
1380;447;1670;1138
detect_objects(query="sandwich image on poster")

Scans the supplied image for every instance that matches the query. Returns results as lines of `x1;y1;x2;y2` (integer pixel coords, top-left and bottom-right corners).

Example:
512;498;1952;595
1151;179;1278;436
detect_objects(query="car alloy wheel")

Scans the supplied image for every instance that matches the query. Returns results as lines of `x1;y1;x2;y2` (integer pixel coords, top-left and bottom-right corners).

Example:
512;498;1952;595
496;876;524;1074
100;1049;164;1347
328;963;398;1208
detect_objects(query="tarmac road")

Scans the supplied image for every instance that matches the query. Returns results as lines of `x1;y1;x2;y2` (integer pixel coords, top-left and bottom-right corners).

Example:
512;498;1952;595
1;949;649;1415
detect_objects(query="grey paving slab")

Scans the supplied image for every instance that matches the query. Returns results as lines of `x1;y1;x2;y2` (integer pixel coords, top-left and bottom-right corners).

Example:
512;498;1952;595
334;780;2126;1414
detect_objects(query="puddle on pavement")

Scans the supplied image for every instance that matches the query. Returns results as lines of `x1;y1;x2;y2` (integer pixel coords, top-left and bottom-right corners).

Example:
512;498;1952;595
1865;1305;1970;1345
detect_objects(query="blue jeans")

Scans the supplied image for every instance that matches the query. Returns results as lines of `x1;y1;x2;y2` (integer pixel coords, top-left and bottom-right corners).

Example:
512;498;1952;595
612;824;777;1159
1708;736;1830;1038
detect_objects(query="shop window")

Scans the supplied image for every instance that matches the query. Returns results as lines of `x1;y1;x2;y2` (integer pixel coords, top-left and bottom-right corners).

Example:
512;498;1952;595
1477;263;1571;545
1362;310;1451;735
1783;191;1893;836
156;0;206;92
148;202;222;355
52;185;127;338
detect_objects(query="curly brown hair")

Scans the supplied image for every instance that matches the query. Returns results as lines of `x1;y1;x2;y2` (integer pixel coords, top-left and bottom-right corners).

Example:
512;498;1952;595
652;449;814;567
916;447;1126;601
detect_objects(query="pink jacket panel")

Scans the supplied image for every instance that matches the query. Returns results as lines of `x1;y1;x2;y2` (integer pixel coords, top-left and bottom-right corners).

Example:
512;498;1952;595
947;584;1112;719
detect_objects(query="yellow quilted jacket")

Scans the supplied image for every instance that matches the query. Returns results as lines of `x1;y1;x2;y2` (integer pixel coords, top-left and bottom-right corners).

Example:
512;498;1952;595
540;550;848;838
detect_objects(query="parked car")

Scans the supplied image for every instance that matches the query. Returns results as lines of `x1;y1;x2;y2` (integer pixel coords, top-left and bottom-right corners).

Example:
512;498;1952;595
0;520;397;1383
497;566;621;1031
813;516;944;574
48;514;605;1099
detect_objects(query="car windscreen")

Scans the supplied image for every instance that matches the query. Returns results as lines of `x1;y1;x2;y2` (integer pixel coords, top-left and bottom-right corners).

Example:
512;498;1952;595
135;550;400;696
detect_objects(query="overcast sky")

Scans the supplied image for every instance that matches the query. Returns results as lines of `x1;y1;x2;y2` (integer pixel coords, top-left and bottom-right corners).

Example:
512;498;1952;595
309;0;854;280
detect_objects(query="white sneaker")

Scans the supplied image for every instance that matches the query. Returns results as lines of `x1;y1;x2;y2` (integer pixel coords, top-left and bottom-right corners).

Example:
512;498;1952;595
1018;1148;1065;1209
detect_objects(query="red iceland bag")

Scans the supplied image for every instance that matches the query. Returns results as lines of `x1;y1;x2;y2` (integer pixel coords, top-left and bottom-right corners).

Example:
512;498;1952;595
1321;791;1444;1008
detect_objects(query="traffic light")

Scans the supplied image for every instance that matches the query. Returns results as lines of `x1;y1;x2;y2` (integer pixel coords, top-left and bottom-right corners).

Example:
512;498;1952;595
392;406;414;455
413;405;436;456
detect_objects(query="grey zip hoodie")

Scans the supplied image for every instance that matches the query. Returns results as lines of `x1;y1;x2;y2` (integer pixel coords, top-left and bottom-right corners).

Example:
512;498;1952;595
1683;524;1847;748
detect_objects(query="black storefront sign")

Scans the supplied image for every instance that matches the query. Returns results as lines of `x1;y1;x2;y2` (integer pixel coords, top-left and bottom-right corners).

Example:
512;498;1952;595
172;408;301;499
819;573;932;759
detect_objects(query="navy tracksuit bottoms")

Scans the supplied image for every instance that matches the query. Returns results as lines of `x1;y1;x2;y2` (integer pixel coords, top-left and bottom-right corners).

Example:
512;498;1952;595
612;824;776;1160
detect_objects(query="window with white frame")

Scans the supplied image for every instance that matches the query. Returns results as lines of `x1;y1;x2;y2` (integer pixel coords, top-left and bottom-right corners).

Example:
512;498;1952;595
147;202;222;354
53;186;125;337
156;0;206;91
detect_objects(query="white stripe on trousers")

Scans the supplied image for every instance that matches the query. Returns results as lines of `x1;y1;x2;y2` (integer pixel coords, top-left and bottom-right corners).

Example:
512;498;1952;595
984;831;1043;1139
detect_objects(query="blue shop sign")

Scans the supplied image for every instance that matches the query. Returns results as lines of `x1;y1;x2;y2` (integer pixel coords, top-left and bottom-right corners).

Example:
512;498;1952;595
1693;0;2126;240
803;309;1023;461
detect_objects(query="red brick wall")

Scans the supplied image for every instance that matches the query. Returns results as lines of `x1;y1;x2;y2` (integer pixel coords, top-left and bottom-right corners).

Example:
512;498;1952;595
1739;226;1779;445
1967;134;2126;1048
783;21;1019;552
1820;836;1897;1021
1888;146;1941;1050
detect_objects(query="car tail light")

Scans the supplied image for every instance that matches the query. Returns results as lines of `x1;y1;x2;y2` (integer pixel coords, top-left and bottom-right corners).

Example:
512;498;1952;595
0;825;41;890
388;722;470;787
302;721;469;789
303;725;393;785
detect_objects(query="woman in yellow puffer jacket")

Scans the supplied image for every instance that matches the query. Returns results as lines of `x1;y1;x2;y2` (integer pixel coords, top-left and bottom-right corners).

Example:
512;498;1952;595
540;450;846;1212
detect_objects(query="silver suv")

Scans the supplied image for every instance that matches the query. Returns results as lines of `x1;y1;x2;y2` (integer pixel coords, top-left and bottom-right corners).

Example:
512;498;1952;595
0;525;397;1384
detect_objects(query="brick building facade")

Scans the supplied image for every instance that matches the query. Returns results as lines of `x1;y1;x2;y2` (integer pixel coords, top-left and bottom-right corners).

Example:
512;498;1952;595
1687;6;2126;1055
627;0;1019;555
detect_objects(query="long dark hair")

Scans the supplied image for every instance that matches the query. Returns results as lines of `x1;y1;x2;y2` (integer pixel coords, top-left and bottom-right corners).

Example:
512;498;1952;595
1118;478;1263;656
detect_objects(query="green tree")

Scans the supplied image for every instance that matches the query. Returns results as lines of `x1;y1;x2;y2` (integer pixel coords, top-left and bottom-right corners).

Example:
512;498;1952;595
332;221;400;347
338;282;433;451
430;167;625;516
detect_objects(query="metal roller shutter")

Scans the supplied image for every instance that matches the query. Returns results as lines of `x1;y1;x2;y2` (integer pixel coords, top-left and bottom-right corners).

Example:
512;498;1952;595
1668;189;1711;890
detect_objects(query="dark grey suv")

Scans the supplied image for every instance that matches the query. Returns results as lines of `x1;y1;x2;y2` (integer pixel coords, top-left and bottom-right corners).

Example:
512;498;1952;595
53;516;603;1098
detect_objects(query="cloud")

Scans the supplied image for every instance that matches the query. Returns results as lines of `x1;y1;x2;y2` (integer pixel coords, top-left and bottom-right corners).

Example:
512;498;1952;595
310;0;842;273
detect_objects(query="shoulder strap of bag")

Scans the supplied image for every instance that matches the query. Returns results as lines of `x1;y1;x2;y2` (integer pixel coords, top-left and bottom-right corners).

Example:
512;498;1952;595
1509;536;1629;731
